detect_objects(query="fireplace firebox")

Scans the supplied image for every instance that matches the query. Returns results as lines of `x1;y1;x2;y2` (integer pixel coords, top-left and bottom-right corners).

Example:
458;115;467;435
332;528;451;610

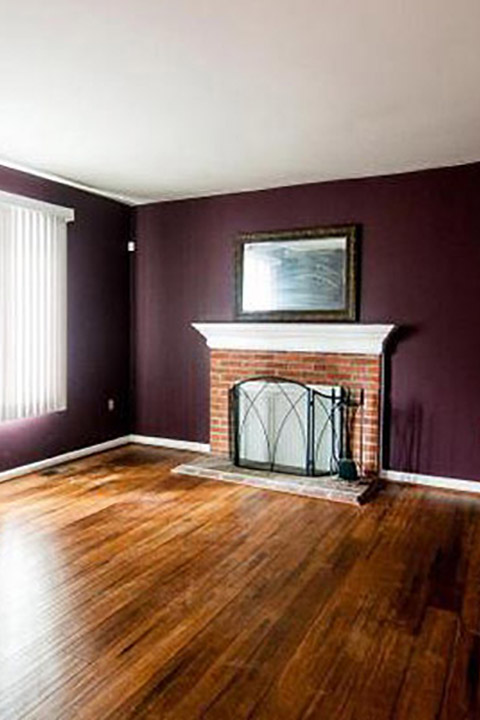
230;376;364;478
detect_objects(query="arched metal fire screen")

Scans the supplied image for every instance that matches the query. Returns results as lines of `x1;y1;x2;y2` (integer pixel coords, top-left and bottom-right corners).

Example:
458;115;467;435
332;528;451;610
229;376;364;477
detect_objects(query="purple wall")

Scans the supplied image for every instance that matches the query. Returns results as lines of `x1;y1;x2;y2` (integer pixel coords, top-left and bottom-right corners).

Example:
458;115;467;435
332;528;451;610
3;159;477;482
0;165;130;472
133;163;480;482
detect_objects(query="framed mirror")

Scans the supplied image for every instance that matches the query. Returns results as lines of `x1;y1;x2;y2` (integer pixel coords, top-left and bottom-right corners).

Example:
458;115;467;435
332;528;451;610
235;225;359;321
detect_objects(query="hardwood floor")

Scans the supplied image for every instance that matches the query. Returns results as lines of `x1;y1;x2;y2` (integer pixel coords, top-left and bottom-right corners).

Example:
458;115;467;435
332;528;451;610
0;444;479;719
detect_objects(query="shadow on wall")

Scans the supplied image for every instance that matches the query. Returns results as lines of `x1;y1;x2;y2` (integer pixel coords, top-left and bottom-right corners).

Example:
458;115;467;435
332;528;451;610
390;402;425;473
382;326;427;472
386;325;417;356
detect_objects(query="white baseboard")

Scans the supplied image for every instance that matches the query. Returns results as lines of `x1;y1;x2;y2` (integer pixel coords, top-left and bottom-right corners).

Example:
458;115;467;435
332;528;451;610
381;469;480;495
0;436;131;483
129;434;210;454
2;433;476;498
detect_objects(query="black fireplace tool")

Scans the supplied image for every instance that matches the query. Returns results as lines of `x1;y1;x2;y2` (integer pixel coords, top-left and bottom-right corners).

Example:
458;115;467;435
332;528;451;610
338;392;359;481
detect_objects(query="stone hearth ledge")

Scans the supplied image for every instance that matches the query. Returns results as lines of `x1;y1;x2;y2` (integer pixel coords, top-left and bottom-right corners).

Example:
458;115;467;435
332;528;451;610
192;322;395;356
173;455;380;505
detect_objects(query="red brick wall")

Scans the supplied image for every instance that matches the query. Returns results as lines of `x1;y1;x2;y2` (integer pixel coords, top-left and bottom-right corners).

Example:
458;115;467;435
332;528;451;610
210;350;382;476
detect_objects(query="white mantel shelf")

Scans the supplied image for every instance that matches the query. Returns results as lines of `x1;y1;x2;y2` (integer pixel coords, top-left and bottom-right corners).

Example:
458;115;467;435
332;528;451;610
192;323;396;356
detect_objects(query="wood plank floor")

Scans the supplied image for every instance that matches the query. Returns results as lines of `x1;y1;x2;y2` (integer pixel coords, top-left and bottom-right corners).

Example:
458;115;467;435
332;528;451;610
0;444;479;719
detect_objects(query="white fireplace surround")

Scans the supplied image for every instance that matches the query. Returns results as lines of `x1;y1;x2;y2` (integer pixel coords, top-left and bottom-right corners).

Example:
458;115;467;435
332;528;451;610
193;323;395;356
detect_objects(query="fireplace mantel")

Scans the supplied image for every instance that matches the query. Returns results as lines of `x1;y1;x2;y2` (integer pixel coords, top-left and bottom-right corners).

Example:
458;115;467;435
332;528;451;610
192;322;395;356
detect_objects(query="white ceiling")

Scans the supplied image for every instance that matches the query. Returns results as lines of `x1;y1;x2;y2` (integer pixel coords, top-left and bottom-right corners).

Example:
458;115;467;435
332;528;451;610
0;0;479;204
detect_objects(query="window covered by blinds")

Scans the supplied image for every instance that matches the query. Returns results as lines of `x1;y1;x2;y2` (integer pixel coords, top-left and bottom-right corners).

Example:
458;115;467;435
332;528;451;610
0;193;73;422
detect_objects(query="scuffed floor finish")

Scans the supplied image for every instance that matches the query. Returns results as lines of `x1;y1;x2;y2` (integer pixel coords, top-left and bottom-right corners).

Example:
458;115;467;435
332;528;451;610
173;454;378;505
0;443;478;719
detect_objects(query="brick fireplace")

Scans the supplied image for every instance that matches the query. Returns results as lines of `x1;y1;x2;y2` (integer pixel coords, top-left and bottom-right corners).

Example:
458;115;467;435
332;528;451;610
193;323;395;477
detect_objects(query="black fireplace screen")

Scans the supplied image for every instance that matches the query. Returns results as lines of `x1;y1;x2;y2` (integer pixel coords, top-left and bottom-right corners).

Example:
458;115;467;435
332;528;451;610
230;376;364;477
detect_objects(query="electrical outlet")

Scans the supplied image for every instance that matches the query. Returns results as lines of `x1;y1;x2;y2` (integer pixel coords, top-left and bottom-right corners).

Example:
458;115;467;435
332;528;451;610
107;398;115;412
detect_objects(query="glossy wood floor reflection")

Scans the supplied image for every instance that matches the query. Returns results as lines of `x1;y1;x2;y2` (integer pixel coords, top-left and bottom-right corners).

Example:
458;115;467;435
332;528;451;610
0;445;479;719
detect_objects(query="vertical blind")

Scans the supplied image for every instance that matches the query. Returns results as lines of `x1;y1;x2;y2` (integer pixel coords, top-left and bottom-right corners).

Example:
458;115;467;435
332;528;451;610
0;193;73;422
